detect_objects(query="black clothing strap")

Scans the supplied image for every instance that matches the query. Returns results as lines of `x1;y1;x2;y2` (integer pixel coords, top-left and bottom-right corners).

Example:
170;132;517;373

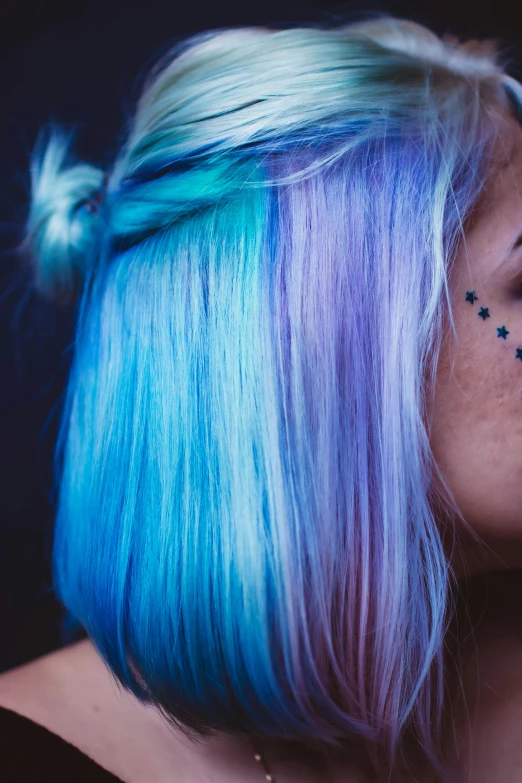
0;705;125;782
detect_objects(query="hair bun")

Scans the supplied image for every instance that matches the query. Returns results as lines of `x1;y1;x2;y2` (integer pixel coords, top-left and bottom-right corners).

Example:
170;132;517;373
19;128;106;304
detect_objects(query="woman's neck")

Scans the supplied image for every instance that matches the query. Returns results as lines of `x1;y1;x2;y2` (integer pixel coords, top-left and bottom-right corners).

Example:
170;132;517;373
440;569;522;782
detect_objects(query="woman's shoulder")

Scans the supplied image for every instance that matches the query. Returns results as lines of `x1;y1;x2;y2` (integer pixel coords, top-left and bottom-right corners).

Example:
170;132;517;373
0;640;124;779
0;638;93;731
0;637;118;737
0;639;195;783
0;640;132;779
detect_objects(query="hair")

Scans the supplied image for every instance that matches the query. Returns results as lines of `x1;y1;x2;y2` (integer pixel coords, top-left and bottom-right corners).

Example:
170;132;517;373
17;11;522;783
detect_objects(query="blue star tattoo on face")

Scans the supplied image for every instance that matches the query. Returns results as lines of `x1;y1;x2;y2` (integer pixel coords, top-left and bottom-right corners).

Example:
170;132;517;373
464;292;522;364
465;291;522;365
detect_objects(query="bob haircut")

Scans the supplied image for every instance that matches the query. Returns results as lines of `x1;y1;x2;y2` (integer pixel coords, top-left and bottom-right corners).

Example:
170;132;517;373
19;12;522;783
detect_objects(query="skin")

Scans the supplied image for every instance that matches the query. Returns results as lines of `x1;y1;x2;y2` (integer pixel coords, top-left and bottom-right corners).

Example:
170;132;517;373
432;106;522;578
1;107;522;783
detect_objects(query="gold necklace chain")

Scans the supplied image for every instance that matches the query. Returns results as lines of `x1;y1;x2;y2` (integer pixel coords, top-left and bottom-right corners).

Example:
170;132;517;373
248;735;277;782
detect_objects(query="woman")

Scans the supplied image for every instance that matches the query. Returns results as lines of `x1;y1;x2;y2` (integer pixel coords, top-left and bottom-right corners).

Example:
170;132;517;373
1;13;522;783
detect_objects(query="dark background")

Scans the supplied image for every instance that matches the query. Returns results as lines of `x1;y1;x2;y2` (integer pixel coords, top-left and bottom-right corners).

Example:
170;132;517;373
1;0;521;674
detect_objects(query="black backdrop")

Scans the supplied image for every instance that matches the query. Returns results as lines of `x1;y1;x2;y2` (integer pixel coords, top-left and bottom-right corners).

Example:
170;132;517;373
0;0;520;674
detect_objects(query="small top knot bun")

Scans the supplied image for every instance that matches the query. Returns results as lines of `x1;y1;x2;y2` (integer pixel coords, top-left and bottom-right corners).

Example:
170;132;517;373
19;128;106;304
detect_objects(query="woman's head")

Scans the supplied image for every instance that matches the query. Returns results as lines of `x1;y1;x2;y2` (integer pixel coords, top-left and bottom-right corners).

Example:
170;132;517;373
18;14;522;783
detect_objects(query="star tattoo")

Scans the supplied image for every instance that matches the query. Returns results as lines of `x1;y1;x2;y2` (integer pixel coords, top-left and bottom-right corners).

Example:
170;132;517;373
465;290;479;304
497;325;510;339
478;306;490;320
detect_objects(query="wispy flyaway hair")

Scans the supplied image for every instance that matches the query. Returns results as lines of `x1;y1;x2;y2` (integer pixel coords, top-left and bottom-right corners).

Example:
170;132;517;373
19;13;522;782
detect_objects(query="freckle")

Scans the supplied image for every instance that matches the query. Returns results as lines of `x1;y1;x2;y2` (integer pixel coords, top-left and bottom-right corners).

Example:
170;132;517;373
92;704;100;713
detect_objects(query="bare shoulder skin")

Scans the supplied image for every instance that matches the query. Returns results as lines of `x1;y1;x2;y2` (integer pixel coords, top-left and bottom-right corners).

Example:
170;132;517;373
0;636;206;783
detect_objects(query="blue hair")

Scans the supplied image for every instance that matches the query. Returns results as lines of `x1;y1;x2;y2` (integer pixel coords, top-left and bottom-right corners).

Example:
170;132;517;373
19;13;522;782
